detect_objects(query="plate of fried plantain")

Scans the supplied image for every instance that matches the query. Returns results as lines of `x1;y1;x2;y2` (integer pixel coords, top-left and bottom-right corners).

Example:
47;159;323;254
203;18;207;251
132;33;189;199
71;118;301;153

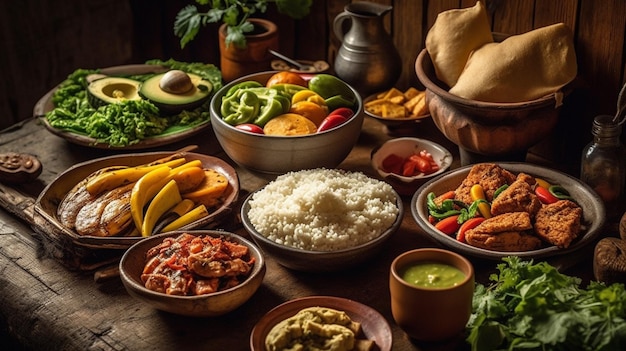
33;149;239;270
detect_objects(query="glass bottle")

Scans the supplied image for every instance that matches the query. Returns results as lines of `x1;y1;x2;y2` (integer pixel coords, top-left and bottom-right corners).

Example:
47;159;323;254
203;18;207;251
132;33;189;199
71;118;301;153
580;115;626;217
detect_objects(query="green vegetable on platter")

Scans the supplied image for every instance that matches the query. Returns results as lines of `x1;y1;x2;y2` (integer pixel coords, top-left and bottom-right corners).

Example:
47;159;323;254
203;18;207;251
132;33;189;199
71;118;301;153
467;256;626;351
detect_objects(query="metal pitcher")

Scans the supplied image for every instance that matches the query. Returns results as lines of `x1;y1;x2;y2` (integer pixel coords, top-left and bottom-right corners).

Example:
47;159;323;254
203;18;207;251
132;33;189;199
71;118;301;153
333;1;402;95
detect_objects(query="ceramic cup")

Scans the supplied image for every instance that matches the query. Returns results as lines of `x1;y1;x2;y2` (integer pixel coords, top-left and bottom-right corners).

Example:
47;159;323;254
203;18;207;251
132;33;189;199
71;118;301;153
389;248;474;341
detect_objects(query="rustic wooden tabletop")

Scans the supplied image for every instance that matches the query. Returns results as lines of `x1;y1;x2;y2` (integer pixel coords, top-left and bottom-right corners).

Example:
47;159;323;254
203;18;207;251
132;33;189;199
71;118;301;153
0;115;604;351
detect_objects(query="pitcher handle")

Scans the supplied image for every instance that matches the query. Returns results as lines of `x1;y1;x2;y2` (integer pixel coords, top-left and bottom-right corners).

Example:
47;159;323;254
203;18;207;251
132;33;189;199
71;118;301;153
333;11;351;42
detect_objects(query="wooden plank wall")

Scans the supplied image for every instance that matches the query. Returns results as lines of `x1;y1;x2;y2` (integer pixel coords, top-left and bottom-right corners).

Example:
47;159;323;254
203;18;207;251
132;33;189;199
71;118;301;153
2;0;625;170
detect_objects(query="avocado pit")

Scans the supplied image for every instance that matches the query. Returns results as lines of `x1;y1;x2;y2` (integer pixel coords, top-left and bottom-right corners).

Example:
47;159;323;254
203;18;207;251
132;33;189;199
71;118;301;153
159;70;194;94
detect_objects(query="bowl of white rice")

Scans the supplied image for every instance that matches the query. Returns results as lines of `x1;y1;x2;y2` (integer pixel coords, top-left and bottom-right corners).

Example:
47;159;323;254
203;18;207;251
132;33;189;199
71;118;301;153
241;168;403;272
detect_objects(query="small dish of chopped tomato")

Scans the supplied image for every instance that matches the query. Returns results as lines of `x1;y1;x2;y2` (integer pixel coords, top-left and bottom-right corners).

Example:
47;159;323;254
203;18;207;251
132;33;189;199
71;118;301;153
371;137;453;195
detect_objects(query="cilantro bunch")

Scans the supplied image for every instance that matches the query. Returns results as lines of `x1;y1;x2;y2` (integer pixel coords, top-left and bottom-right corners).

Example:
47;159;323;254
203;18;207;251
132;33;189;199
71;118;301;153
468;256;626;350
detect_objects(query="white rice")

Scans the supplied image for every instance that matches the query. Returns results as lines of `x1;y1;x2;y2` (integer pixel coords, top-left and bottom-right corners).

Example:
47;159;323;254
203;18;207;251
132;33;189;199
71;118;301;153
247;168;399;251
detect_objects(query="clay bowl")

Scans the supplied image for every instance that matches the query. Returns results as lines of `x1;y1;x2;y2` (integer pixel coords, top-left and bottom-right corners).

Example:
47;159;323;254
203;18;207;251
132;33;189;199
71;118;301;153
415;49;566;159
371;137;453;196
389;248;474;341
209;71;364;174
250;296;392;351
119;230;265;317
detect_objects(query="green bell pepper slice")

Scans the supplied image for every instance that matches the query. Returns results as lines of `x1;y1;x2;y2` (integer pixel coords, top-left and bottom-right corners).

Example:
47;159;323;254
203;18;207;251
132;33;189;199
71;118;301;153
221;90;260;125
225;81;263;97
308;74;357;111
270;83;307;98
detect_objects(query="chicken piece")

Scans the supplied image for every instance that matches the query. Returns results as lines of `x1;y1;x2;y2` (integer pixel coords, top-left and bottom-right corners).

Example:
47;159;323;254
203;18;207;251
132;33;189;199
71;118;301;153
491;173;542;217
534;200;582;248
465;212;542;251
455;163;517;205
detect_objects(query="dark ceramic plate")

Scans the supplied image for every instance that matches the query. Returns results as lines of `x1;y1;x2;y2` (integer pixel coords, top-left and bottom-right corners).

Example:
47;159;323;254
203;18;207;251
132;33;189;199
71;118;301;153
250;296;392;351
411;162;605;260
34;64;212;150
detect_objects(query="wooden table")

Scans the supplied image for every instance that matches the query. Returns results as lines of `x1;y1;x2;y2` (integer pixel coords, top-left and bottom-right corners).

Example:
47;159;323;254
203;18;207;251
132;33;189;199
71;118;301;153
0;115;606;351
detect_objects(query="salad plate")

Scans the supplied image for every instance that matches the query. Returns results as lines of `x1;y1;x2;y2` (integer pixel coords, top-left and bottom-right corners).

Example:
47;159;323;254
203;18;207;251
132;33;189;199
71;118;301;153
34;64;214;150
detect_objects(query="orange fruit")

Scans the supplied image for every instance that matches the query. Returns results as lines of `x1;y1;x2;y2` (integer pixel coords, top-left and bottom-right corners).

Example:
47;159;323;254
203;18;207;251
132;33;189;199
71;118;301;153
289;101;328;126
266;71;307;88
263;113;317;136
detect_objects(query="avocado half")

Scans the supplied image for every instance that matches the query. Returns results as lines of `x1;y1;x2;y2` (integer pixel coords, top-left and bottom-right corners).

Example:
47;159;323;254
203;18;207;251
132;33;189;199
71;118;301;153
87;77;142;107
139;71;213;114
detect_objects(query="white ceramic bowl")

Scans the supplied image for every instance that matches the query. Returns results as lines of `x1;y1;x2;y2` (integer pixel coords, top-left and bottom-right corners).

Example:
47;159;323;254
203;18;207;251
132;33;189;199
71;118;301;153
209;71;364;174
119;230;265;317
371;137;453;196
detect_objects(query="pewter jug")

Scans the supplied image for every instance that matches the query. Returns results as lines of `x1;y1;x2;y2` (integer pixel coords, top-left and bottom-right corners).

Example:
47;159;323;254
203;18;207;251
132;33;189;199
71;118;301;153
333;1;402;95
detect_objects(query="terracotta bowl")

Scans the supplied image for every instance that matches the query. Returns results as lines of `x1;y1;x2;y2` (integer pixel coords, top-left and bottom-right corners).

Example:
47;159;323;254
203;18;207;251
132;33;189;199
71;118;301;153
389;248;474;341
119;230;265;317
209;71;364;174
371;137;453;196
415;49;565;159
250;296;392;351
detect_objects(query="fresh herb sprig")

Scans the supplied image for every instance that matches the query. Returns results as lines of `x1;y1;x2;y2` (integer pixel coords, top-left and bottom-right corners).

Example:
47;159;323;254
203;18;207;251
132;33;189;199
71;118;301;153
468;257;626;350
174;0;312;48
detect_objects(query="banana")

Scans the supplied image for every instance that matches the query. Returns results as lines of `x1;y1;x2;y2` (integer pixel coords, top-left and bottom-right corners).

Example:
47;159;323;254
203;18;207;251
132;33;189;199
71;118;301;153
86;157;186;196
142;179;182;237
130;166;172;231
162;204;209;233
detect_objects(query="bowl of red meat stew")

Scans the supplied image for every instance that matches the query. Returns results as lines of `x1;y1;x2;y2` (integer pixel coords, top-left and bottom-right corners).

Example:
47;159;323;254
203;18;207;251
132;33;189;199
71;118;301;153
411;162;605;260
119;230;265;317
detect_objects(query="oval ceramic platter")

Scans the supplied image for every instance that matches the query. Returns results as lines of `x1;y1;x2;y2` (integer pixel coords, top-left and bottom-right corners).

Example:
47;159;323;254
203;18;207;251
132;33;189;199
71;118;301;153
250;296;392;351
411;162;606;260
34;64;212;150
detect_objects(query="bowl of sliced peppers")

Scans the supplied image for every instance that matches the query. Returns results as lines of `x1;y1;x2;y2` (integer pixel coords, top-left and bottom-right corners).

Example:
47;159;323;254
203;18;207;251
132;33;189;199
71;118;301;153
209;71;364;174
371;137;453;196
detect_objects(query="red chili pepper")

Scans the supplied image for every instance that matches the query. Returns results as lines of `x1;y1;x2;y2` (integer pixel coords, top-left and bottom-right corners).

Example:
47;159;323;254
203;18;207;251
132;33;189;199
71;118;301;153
535;186;558;204
457;217;485;243
434;215;461;235
317;114;348;132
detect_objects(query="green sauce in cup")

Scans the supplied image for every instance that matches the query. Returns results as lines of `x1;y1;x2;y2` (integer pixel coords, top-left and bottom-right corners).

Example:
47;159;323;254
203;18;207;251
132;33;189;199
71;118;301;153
401;261;465;288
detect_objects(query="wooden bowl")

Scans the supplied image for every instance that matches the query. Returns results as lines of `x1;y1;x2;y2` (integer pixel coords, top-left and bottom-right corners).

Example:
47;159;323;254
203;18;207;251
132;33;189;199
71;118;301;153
33;151;239;270
119;230;265;317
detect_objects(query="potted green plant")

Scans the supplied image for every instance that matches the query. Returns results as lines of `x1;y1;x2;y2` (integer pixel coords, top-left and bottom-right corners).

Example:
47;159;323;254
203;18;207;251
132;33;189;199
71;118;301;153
174;0;313;82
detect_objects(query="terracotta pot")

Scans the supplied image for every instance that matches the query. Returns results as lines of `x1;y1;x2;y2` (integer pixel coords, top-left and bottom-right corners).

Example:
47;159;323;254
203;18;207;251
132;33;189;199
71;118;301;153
219;19;279;82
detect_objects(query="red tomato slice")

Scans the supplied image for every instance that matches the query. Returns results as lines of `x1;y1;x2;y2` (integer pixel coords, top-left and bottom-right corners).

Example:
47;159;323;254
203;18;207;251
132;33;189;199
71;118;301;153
402;159;417;176
381;154;404;174
408;154;432;174
327;107;354;119
535;186;558;204
235;123;264;134
317;115;348;132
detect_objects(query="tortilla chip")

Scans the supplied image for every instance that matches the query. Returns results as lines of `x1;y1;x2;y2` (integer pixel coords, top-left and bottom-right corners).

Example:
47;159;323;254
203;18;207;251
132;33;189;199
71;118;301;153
449;23;577;102
425;1;493;87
